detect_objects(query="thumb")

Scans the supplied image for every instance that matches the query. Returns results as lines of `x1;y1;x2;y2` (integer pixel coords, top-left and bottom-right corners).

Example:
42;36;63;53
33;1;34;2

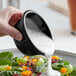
5;24;22;41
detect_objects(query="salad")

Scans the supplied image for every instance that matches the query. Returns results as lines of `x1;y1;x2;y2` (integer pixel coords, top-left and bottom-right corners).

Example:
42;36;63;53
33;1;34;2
0;51;76;76
51;56;76;76
0;52;47;76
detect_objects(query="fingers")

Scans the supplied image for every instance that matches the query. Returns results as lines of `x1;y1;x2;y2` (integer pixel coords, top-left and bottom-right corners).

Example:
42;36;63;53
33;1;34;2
9;13;23;26
4;24;23;41
5;6;23;21
0;6;23;40
0;33;6;37
5;6;23;41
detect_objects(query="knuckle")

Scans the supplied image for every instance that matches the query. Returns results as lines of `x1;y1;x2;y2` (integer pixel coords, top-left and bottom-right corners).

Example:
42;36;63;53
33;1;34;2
7;6;14;10
5;6;15;13
5;6;16;17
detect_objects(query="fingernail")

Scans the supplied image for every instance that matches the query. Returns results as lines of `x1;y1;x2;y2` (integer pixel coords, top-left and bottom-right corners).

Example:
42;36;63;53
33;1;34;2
15;33;22;41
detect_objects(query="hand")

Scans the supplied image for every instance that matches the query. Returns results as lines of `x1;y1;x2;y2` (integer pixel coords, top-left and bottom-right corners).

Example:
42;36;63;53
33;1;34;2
0;6;23;41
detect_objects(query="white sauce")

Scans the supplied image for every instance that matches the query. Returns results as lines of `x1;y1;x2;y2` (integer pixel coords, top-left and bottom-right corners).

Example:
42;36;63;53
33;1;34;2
47;56;61;76
25;18;60;76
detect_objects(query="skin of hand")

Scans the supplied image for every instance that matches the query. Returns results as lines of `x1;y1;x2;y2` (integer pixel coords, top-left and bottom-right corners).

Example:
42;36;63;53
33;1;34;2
0;6;23;41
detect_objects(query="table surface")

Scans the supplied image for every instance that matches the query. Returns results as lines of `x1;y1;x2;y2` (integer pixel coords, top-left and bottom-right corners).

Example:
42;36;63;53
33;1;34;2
0;0;76;53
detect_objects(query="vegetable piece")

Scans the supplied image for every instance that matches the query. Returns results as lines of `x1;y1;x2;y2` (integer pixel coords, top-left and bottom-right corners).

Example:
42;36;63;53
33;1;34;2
32;73;36;76
0;71;21;76
32;59;37;63
12;66;23;72
21;71;27;76
0;52;13;66
0;65;8;71
0;52;13;60
12;57;19;66
41;67;47;72
36;58;44;66
6;66;12;70
52;63;60;70
36;63;47;73
67;73;69;76
52;59;59;64
60;68;67;74
24;56;29;59
27;70;32;75
63;61;70;65
61;74;66;76
22;66;27;70
21;70;32;76
64;64;73;73
0;60;12;66
17;58;27;64
52;56;60;60
69;66;76;76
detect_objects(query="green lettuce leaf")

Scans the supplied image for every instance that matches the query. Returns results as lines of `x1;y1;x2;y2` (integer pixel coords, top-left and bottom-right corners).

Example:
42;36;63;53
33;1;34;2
0;60;12;66
0;52;13;60
69;66;76;76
